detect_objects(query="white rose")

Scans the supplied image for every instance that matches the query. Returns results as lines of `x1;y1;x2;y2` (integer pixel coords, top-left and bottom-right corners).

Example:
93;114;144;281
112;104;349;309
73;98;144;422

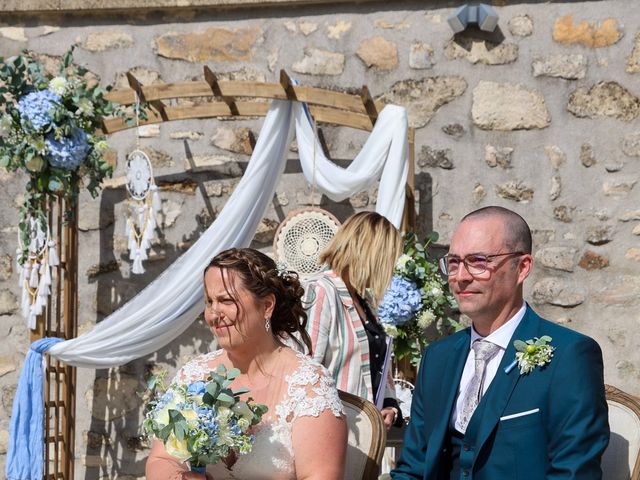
48;77;68;96
165;434;191;461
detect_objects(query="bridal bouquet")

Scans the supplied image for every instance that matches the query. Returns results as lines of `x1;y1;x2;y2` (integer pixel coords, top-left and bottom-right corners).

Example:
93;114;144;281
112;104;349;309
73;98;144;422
378;232;461;365
143;365;268;472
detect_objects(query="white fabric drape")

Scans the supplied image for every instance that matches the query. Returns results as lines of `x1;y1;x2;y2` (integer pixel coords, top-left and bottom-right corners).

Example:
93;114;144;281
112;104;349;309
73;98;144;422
294;103;408;228
46;100;408;368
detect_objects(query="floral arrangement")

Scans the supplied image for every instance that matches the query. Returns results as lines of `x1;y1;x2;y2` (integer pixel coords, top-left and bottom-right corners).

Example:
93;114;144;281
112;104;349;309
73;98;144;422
143;364;268;472
0;47;119;263
379;232;461;365
513;336;555;375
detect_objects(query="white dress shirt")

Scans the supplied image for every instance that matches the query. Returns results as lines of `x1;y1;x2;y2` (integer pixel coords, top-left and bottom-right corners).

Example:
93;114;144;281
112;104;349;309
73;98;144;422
451;303;527;432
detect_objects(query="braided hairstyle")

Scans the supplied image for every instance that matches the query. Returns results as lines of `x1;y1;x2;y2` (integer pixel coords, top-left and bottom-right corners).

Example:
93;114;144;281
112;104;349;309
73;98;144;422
204;247;312;354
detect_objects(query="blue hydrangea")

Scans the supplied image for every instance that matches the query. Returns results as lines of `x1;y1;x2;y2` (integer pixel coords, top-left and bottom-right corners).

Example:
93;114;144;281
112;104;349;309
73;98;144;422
45;127;90;170
17;89;61;130
378;275;423;326
188;381;207;394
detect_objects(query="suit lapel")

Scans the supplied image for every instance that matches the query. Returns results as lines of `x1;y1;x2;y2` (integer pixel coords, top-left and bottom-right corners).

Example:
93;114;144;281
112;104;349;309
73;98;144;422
465;307;541;457
424;331;470;471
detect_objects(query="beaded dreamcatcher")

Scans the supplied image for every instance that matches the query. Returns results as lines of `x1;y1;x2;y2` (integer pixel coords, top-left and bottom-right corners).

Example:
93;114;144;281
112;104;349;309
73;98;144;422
16;218;59;329
124;94;161;274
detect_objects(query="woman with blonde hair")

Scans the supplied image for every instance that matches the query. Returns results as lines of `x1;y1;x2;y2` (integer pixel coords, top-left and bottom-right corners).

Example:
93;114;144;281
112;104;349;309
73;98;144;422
302;211;404;429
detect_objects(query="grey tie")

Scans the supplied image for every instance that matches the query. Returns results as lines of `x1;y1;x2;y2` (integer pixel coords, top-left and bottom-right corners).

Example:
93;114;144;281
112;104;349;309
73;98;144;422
458;339;501;433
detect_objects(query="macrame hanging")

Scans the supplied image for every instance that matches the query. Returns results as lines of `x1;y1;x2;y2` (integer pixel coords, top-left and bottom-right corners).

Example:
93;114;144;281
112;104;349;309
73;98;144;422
16;218;59;329
124;93;161;275
273;105;340;277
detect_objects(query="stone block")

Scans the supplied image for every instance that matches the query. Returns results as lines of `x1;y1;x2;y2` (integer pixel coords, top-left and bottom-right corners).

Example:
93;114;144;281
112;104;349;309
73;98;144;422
626;32;640;73
472;184;486;204
137;125;160;138
495;181;534;203
170;131;204;141
578;250;609;270
349;191;369;208
0;430;8;455
619;210;640;221
545;145;566;169
442;123;465;139
568;82;640;122
532;54;587;80
114;67;162;89
580;143;597;167
586;225;614;245
254;218;279;244
155;26;263;62
0;290;18;315
633;225;640;236
444;37;518;65
593;275;640;306
299;21;318;36
626;248;640;261
550;175;561;201
157;180;199;195
409;42;435;69
553;205;574;223
418;146;454;170
532;277;586;307
0;254;12;281
327;20;351;40
508;14;533;37
377;77;467;128
621;132;640;157
292;48;344;75
82;31;133;52
184;155;242;177
553;15;622;48
472;81;550;131
211;127;253;155
357;36;398;70
603;179;636;196
0;27;27;42
484;145;513;169
535;246;578;272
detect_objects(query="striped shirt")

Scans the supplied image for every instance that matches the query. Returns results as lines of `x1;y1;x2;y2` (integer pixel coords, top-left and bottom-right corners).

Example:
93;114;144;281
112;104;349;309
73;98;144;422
302;270;395;403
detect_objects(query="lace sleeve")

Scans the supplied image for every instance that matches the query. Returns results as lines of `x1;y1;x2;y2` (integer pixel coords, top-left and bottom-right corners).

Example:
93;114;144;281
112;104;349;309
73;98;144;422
281;355;345;422
172;350;223;385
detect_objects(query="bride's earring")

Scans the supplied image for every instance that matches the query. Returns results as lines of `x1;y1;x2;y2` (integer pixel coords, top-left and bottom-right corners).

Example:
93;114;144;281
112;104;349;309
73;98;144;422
265;316;271;332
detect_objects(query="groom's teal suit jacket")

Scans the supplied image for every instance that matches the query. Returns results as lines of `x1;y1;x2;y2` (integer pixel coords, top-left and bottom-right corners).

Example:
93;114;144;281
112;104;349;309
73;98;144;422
392;307;609;479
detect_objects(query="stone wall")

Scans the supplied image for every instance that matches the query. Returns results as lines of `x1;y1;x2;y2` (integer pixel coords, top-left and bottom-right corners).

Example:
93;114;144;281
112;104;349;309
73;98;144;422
1;0;639;477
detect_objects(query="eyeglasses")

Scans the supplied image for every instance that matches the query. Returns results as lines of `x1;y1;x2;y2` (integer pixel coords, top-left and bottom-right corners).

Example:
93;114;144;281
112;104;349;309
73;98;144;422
439;252;524;276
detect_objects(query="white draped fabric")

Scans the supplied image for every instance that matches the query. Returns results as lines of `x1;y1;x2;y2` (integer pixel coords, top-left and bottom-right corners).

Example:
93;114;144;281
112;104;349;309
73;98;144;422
46;100;409;368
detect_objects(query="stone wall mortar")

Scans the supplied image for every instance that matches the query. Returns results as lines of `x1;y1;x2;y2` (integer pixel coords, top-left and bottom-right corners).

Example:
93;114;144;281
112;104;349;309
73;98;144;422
1;1;640;477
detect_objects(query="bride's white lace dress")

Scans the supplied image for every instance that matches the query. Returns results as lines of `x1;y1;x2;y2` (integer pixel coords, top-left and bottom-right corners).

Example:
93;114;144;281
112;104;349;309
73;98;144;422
174;350;344;480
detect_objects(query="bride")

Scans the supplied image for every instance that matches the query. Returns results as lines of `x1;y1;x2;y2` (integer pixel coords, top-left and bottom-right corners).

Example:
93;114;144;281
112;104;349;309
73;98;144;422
146;248;347;480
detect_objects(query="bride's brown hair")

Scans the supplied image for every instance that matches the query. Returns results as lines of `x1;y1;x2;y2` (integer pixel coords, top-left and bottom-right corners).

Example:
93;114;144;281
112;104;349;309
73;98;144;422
205;248;312;354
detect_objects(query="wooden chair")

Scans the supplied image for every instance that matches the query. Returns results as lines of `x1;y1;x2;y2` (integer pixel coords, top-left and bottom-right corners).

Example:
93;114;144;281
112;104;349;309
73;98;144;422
603;385;640;480
339;390;387;480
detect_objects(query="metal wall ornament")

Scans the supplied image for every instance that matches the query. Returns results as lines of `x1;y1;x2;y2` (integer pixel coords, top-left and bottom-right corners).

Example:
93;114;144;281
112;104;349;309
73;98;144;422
16;218;59;329
124;148;161;274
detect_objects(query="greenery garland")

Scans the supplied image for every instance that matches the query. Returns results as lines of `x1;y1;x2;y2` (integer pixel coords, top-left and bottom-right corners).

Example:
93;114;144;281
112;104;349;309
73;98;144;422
0;47;120;263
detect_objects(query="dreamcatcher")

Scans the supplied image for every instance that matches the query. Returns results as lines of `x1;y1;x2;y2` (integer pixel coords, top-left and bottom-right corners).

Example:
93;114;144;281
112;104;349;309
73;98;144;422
273;105;340;277
16;218;59;329
124;93;161;274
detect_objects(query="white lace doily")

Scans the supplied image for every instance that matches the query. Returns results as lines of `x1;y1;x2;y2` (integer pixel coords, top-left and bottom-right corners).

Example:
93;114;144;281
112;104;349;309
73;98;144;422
273;208;340;277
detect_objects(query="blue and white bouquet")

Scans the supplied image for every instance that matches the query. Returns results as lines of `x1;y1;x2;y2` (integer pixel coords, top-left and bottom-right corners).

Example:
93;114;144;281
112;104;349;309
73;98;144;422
379;232;461;365
0;47;120;262
143;364;268;472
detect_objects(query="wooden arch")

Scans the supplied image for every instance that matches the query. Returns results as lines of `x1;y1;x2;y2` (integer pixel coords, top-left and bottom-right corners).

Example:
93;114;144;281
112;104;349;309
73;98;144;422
40;69;415;480
102;68;416;228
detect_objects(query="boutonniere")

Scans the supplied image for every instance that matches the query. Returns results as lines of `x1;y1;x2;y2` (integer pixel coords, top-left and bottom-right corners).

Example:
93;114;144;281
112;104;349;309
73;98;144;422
505;336;555;375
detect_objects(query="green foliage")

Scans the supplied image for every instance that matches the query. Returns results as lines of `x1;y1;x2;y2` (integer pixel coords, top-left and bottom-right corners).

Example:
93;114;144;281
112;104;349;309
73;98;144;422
0;47;123;263
387;232;462;365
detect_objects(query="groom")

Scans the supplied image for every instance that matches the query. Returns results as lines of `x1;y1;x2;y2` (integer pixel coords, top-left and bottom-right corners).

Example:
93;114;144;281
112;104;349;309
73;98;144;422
391;206;609;479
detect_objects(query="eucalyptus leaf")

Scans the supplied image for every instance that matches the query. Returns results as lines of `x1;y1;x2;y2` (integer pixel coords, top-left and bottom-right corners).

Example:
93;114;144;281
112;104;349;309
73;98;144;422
513;340;527;352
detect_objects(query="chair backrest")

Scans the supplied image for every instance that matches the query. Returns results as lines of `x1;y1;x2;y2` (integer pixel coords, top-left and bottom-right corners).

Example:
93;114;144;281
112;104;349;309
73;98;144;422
603;385;640;480
339;390;387;480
